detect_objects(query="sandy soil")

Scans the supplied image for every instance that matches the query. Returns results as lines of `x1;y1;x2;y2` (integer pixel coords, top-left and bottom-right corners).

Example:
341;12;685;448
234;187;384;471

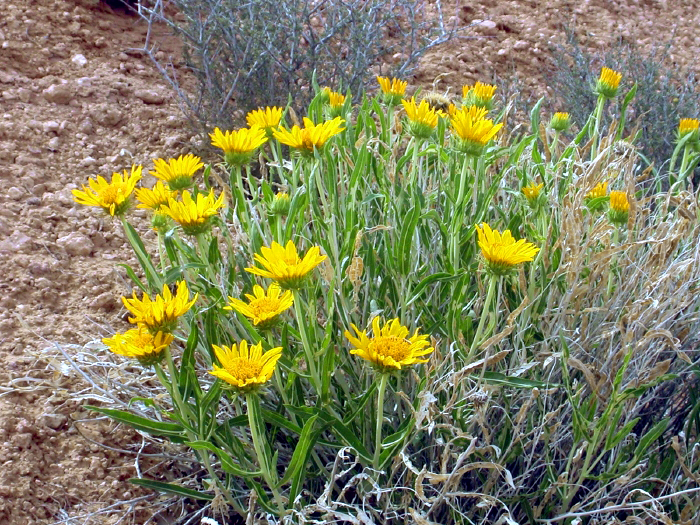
1;0;699;523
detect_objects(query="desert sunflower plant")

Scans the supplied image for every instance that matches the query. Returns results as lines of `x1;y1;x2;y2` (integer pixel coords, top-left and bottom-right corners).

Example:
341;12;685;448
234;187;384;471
66;77;700;524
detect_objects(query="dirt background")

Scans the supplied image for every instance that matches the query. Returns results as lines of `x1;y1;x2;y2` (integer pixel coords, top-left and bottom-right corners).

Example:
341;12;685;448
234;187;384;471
1;0;698;523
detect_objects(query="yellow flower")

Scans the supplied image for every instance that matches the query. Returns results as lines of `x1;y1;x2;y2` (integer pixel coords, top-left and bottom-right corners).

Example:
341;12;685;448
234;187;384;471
550;112;571;132
401;97;439;139
160;190;225;236
327;91;348;118
225;283;294;327
210;126;268;166
103;328;174;366
376;76;407;105
596;67;622;99
272;117;345;156
135;181;178;212
150;154;203;191
462;81;497;110
209;340;283;391
246;106;284;135
72;165;141;217
475;223;539;276
449;105;502;155
269;192;291;216
122;281;198;333
345;317;433;372
245;240;328;289
521;182;544;200
678;118;700;143
608;190;630;226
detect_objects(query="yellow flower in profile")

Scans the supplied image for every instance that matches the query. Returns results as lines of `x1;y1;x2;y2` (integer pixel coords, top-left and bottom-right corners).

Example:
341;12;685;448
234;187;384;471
269;192;291;217
225;283;294;327
150;154;203;191
521;182;544;200
550;112;571;132
678;118;700;143
450;105;502;155
135;181;178;212
246;106;284;135
462;81;497;110
209;340;283;391
122;281;198;333
345;317;433;372
160;190;225;236
376;76;407;105
475;223;539;276
103;328;174;366
586;181;608;200
401;97;439;139
210;126;268;166
327;91;348;118
596;67;622;99
608;190;630;226
272;117;345;156
245;240;328;289
72;165;142;217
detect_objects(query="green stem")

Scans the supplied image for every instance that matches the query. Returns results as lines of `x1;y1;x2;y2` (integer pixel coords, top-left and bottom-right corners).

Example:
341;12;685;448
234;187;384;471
245;393;285;514
373;373;389;470
292;290;321;395
451;157;471;270
606;227;620;299
590;95;606;161
468;275;498;360
676;145;691;192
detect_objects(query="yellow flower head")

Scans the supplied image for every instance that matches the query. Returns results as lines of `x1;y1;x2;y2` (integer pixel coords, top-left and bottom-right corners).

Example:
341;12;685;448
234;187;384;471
522;182;544;209
225;283;294;328
210;126;268;166
462;81;497;110
401;97;439;139
326;91;348;118
596;67;622;99
160;189;225;236
245;240;328;289
550;112;571;132
103;328;174;366
150;154;203;191
345;317;433;372
246;106;284;135
269;192;291;217
475;223;539;276
122;281;198;333
209;340;282;392
272;117;345;156
72;165;142;217
586;181;608;200
135;181;178;212
450;105;502;155
608;190;630;226
678;118;700;143
376;76;407;105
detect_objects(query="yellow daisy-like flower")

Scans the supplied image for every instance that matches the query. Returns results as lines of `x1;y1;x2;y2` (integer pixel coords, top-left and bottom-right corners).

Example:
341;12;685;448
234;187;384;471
475;223;539;276
160;190;225;236
586;181;608;200
209;340;283;392
103;328;174;366
210;126;268;166
245;240;328;289
135;181;178;212
608;190;630;226
376;76;407;105
345;317;433;372
521;182;544;200
596;67;622;99
678;118;700;143
462;81;497;110
72;165;142;217
122;281;198;333
150;154;203;191
550;112;571;132
449;105;503;155
327;91;348;118
225;283;294;328
272;117;345;156
401;97;439;139
246;106;284;136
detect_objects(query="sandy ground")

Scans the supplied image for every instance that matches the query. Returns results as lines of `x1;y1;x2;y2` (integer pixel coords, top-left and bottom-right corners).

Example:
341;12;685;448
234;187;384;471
1;0;699;523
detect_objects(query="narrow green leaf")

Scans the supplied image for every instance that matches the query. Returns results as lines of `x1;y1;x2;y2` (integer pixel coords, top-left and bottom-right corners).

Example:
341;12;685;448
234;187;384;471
122;221;162;289
185;440;260;477
129;478;213;501
85;406;184;438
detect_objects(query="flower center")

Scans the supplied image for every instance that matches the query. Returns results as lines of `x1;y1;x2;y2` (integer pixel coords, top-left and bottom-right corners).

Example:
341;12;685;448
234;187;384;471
227;358;262;381
369;336;411;362
101;186;122;204
249;297;281;317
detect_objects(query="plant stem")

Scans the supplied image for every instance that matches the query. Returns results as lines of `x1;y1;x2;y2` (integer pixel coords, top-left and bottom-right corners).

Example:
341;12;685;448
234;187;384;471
373;373;389;470
606;227;620;299
292;290;321;395
468;275;498;360
590;95;606;161
451;156;471;270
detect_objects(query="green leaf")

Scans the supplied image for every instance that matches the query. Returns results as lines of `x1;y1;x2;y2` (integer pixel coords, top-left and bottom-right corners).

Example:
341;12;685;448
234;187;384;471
633;418;669;461
479;371;556;389
185;440;260;477
121;221;162;290
85;406;185;438
280;415;324;503
605;417;640;451
116;264;148;292
129;478;213;501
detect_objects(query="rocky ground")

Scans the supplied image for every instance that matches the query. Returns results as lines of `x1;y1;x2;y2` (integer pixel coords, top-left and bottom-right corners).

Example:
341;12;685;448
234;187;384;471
1;0;698;523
